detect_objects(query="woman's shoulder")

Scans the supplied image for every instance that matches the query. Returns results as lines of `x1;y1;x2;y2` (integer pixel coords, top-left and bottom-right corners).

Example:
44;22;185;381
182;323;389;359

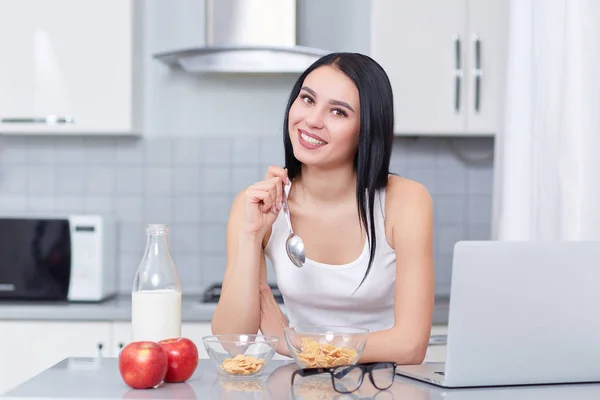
385;174;433;219
386;174;432;202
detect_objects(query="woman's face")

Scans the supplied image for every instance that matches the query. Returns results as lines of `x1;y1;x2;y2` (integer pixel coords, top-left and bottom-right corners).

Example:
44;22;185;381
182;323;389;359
287;65;361;169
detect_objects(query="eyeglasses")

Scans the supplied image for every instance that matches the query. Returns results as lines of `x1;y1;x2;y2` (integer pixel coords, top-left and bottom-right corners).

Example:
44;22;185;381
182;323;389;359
291;362;397;394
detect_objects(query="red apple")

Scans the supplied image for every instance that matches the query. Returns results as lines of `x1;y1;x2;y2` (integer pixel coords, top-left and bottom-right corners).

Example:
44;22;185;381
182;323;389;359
118;341;168;389
158;337;199;383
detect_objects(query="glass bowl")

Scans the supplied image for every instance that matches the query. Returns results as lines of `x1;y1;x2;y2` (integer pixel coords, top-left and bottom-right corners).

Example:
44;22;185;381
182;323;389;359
202;334;279;378
284;325;369;368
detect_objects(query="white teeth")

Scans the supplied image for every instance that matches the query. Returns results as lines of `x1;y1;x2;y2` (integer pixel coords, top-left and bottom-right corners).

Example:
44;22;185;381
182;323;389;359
301;132;326;145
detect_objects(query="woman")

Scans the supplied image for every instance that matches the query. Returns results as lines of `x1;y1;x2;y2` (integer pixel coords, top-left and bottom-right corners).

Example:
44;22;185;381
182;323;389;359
212;52;434;365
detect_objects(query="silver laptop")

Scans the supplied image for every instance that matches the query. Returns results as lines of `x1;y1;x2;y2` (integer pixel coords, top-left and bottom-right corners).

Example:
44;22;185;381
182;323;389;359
396;240;600;388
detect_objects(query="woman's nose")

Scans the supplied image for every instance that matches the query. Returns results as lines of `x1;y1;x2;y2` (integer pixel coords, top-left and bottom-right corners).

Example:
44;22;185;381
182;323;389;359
305;108;325;129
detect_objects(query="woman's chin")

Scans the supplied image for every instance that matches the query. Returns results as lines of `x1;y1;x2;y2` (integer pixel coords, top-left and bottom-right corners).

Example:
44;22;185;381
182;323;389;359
292;149;323;166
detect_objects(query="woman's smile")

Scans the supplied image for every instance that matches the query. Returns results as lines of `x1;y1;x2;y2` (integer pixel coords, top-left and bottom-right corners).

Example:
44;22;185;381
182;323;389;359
298;129;328;149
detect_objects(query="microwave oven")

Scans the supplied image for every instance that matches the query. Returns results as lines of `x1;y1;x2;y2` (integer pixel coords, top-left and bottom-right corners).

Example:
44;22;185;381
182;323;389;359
0;214;117;302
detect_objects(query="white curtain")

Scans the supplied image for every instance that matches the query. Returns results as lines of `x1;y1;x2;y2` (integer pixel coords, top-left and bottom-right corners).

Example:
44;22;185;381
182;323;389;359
492;0;600;240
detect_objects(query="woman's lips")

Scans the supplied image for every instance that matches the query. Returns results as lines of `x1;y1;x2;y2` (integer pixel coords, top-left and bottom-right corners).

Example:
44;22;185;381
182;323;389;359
298;129;327;150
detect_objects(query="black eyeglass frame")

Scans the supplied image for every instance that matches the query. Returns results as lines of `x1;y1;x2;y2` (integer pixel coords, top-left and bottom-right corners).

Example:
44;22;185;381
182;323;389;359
291;362;397;394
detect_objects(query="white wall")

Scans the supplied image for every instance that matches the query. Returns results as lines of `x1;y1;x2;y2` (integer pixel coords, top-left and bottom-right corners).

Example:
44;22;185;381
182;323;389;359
140;0;371;137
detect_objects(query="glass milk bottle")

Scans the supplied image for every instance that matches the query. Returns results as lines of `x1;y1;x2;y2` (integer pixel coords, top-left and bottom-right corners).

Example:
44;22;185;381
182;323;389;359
131;224;182;342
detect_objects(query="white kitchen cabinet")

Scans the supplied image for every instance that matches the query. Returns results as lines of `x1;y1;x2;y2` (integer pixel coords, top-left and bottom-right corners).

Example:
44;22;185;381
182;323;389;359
110;322;213;359
182;323;214;360
425;344;447;363
425;325;448;363
110;321;132;358
370;0;508;136
0;0;142;135
0;321;111;394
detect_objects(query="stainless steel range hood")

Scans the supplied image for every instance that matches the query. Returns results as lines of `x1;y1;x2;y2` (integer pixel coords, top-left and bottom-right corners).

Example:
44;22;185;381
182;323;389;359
153;0;331;74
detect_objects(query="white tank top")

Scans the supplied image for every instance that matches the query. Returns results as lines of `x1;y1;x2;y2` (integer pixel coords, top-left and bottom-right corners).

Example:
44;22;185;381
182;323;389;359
264;186;397;332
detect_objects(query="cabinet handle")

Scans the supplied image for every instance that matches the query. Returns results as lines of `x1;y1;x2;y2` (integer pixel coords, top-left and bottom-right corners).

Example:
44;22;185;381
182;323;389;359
0;116;75;124
429;335;447;346
473;34;482;113
97;342;104;357
454;35;462;113
119;342;124;350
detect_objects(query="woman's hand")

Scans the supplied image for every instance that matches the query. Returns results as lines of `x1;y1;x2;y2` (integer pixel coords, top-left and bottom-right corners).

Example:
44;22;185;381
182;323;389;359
243;166;290;236
259;283;291;357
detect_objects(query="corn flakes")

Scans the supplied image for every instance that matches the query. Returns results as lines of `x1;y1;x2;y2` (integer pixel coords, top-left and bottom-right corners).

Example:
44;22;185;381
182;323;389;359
295;338;358;368
220;354;265;375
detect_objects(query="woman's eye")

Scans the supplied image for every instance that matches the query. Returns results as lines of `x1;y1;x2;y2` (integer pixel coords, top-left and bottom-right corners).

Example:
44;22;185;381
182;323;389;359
332;108;348;117
300;94;314;104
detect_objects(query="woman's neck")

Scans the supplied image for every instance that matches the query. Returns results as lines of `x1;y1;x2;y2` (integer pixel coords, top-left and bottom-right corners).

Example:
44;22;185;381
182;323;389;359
292;164;357;206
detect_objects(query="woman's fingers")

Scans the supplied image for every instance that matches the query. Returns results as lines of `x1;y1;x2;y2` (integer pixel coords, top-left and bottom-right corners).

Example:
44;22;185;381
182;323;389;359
247;176;287;213
245;187;276;214
265;165;288;182
265;166;290;208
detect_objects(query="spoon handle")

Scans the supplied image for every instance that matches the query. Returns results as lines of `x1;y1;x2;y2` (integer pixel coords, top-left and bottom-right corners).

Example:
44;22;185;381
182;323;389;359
282;185;294;234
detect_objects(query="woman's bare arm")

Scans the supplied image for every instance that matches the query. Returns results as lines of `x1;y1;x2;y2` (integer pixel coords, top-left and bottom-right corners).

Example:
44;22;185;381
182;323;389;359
211;191;266;335
211;166;288;335
359;177;435;364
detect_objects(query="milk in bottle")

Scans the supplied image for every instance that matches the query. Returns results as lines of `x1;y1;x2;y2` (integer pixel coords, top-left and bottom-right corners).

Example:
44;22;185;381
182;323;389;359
131;224;182;342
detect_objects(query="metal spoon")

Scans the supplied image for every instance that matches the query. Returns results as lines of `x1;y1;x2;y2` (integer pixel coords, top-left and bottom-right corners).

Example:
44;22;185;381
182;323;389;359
282;184;305;268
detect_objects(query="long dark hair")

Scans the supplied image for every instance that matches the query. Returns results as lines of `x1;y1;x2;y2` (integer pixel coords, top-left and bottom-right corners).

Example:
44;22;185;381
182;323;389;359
283;52;394;289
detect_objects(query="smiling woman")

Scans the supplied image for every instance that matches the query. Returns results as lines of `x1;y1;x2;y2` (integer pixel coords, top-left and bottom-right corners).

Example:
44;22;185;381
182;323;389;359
211;52;435;366
289;68;360;168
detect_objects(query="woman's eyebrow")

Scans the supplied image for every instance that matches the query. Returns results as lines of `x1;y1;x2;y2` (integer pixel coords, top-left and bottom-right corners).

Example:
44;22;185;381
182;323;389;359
301;86;355;113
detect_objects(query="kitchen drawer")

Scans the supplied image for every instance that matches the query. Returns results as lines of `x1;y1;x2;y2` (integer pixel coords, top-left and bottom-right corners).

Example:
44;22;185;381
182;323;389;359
0;321;111;394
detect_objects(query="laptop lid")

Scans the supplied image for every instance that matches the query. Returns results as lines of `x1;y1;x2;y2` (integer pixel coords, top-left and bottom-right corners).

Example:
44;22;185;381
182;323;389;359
442;240;600;387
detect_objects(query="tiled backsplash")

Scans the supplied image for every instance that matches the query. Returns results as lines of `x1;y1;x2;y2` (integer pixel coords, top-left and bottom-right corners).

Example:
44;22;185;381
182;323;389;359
0;135;494;296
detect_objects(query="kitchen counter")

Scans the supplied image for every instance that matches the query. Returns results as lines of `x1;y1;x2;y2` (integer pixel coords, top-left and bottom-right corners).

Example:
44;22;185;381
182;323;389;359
0;295;452;325
3;357;600;400
0;295;215;323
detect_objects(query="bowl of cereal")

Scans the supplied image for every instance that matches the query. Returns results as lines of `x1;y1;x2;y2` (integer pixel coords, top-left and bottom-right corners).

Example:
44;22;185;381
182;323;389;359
284;325;369;368
202;334;279;378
